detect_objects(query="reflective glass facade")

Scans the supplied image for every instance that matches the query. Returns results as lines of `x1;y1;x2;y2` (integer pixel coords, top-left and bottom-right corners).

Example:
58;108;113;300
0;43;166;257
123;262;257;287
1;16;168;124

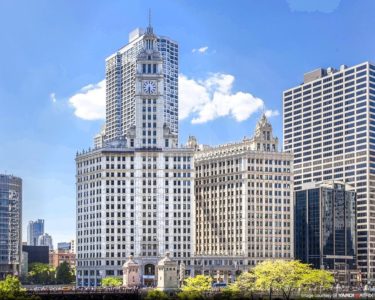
27;219;44;246
295;182;356;271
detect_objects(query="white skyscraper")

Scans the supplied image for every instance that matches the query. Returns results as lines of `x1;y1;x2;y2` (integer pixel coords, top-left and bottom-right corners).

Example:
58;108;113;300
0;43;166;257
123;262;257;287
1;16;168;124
97;24;178;145
283;62;375;283
193;116;294;280
76;24;194;287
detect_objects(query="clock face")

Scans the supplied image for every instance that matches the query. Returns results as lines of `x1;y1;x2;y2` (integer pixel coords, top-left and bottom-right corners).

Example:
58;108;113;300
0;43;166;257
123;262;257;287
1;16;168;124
143;81;157;94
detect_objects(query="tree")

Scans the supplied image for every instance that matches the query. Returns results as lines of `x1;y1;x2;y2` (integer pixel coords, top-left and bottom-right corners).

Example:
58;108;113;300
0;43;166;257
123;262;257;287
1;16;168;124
0;275;26;298
178;275;212;299
145;289;169;300
300;269;334;296
226;271;257;299
253;260;311;300
56;261;75;284
27;263;56;285
101;276;122;287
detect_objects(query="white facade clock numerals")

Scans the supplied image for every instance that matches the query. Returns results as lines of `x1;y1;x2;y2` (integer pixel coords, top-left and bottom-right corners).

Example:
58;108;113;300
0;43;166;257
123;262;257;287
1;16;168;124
143;80;157;94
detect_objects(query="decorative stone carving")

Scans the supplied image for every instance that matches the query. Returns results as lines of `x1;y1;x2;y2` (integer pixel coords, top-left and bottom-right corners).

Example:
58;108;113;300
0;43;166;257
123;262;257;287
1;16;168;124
122;255;140;288
156;252;178;290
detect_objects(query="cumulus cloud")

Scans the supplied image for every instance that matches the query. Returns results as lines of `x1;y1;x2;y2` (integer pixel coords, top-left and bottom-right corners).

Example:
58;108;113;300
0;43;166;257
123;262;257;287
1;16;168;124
286;0;341;13
69;73;278;125
192;46;209;54
179;73;267;124
265;109;280;118
68;80;106;120
50;93;57;103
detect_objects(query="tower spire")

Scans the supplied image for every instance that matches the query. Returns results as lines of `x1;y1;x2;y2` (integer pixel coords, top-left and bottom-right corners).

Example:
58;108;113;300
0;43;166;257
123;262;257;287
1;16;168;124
149;8;151;28
146;9;153;34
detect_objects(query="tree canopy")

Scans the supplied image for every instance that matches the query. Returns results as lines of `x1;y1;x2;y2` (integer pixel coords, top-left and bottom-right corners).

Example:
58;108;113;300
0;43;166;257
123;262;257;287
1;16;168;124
101;276;122;287
179;275;212;299
253;260;311;299
0;275;26;298
226;271;257;299
145;289;169;300
181;274;212;293
300;269;335;295
56;261;75;284
249;260;334;300
27;263;56;285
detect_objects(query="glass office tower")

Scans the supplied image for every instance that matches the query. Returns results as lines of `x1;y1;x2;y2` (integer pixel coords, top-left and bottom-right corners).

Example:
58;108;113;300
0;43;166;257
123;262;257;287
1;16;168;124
27;219;44;246
295;182;356;273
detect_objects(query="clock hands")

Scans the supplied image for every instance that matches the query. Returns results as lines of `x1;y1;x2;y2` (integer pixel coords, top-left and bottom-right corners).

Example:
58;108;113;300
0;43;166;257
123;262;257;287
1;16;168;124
143;81;155;94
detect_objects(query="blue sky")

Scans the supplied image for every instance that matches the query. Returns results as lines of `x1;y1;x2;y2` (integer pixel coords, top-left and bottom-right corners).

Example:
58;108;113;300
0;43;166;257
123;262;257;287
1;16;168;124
1;0;375;246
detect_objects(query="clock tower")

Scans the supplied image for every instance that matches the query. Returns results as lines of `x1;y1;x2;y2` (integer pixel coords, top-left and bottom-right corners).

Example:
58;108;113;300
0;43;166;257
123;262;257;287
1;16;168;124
128;25;177;149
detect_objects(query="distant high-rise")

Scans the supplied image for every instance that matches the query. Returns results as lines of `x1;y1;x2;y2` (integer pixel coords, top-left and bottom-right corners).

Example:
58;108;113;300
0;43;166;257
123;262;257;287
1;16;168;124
283;62;375;283
95;25;179;145
27;219;44;246
57;242;71;252
57;240;75;253
0;174;22;278
38;233;53;251
295;182;357;279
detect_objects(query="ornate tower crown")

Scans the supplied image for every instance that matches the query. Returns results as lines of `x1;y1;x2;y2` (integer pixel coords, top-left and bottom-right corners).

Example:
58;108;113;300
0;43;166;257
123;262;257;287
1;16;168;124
250;113;279;152
254;113;273;139
144;10;156;50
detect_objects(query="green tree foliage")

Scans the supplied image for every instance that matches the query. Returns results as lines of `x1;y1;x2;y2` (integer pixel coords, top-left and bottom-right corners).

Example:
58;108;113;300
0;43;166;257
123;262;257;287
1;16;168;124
178;275;212;299
55;261;75;284
181;275;212;293
145;289;169;300
300;269;335;296
0;275;25;297
253;260;312;300
27;263;56;285
226;271;257;299
101;276;122;287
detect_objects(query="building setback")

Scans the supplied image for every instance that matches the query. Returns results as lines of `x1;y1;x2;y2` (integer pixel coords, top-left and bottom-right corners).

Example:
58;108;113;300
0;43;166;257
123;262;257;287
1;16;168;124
283;62;375;282
295;182;357;282
193;115;294;281
0;174;22;278
76;24;194;287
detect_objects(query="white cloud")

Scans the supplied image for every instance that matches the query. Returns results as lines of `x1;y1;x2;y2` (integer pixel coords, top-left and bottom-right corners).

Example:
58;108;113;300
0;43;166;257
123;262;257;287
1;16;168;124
179;73;268;124
50;93;56;103
265;109;280;118
286;0;341;13
68;80;106;120
192;46;209;54
198;46;209;53
69;73;278;125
